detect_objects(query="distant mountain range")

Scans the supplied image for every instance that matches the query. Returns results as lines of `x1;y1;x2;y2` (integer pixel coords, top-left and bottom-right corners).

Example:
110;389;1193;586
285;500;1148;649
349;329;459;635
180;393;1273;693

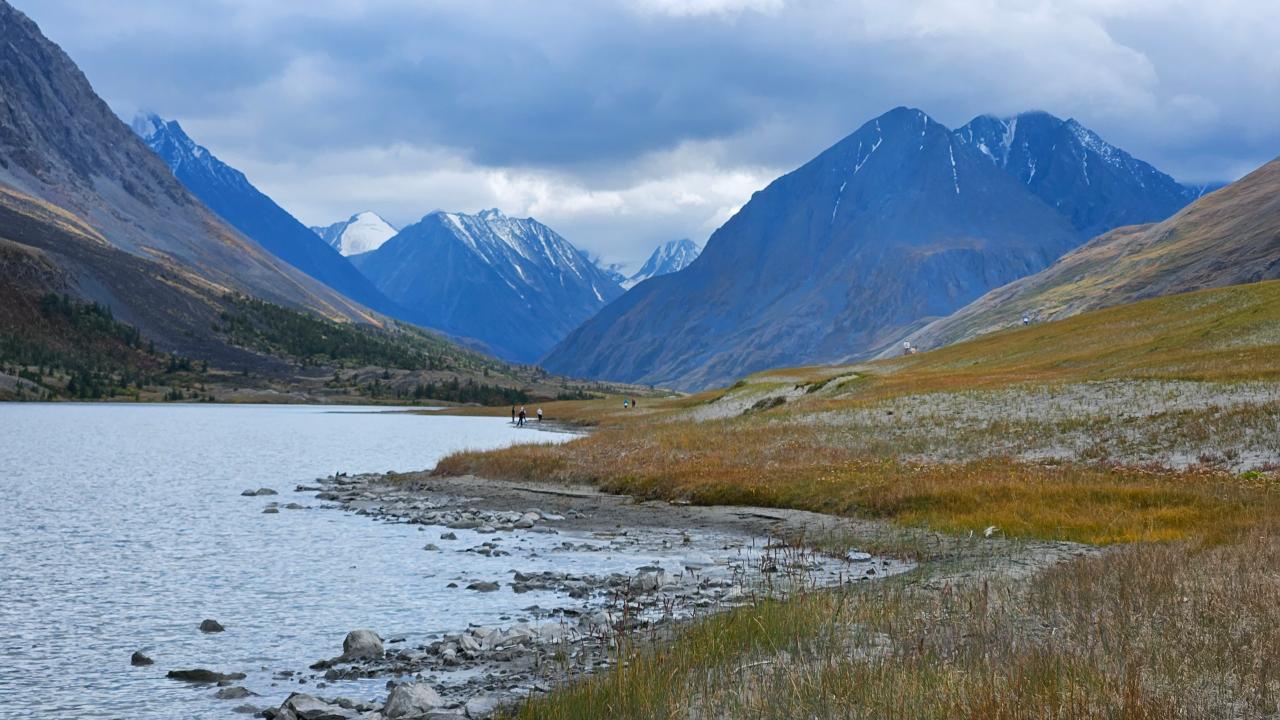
311;212;399;256
132;114;402;318
903;155;1280;352
353;209;624;362
544;107;1208;390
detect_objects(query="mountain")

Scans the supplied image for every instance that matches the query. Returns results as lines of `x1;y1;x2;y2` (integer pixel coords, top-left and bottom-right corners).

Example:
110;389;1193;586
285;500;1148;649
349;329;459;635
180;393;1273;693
352;209;624;363
595;259;629;286
312;211;399;256
954;111;1202;239
132;114;402;316
0;1;372;332
543;106;1209;390
902;155;1280;353
625;239;702;288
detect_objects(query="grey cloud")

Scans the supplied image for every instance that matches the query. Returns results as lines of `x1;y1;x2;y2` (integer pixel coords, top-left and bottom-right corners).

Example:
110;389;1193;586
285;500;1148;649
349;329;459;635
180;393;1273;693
16;0;1280;260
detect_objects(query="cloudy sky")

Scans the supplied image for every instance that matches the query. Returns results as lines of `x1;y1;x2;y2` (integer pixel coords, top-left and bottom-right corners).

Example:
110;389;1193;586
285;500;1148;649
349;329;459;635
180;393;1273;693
21;0;1280;269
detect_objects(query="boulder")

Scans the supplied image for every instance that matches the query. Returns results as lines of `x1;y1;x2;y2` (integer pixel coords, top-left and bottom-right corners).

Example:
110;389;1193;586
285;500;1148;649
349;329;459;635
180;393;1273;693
256;488;279;496
130;651;154;666
215;686;257;699
383;682;443;718
200;619;225;633
341;629;384;660
167;668;246;683
283;693;360;720
466;581;499;593
263;506;280;514
464;694;503;719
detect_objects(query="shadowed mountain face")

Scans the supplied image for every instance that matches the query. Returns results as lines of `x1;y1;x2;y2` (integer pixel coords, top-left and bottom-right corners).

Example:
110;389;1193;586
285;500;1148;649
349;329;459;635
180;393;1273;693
0;1;372;324
904;156;1280;353
543;107;1086;390
955;111;1203;240
132;115;403;318
353;209;624;363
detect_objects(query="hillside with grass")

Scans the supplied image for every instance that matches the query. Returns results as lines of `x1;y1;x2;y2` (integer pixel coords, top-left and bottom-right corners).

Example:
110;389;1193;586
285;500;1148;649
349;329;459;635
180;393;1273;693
906;154;1280;353
426;280;1280;717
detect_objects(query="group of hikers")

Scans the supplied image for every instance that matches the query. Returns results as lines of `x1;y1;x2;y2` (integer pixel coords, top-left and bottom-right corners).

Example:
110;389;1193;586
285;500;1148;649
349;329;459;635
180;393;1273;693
510;397;638;426
511;405;542;427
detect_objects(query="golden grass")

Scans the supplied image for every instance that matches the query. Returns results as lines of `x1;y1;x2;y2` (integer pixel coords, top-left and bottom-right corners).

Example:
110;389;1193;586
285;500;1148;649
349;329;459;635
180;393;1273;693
438;419;1277;545
435;281;1280;546
512;527;1280;719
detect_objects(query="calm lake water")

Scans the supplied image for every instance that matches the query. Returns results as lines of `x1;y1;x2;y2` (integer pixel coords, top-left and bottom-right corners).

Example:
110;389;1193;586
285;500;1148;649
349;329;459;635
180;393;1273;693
0;403;585;719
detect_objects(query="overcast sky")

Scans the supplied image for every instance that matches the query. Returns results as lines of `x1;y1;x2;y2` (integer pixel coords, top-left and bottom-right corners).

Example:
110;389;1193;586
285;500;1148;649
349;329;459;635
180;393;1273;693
20;0;1280;268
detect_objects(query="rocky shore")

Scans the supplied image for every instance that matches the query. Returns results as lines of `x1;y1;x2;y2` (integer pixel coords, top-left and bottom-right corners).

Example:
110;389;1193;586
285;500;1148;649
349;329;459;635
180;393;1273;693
217;471;914;719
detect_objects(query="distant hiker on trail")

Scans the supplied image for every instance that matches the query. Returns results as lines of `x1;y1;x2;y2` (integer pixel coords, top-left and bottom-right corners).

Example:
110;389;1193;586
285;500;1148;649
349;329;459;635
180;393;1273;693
537;407;544;422
1023;313;1031;326
517;407;527;427
511;404;517;424
623;399;630;409
631;398;638;408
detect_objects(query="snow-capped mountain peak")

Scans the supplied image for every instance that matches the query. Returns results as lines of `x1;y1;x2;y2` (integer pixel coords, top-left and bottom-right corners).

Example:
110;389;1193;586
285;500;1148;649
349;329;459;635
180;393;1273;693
952;111;1202;239
625;238;702;288
311;211;399;256
350;208;624;362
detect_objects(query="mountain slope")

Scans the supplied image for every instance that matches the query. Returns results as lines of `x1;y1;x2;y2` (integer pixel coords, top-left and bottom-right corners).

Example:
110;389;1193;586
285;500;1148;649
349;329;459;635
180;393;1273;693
954;112;1201;240
543;107;1084;390
132;115;401;316
625;239;702;288
0;1;371;323
353;209;624;362
904;155;1280;352
312;211;399;256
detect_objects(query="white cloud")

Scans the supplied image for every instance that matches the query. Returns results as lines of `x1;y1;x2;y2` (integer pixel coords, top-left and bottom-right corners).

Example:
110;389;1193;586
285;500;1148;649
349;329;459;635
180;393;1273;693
218;139;778;269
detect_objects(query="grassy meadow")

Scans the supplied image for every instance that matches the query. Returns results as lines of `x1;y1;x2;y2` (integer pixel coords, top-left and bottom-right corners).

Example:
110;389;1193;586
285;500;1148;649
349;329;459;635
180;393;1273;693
433;280;1280;718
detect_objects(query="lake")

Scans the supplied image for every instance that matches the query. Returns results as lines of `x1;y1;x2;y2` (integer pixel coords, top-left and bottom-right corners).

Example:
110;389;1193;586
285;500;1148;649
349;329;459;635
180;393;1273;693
0;403;581;719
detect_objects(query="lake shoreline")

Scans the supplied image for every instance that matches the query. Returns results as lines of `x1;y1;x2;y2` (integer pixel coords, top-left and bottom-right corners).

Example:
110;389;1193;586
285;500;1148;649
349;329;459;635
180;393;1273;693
252;470;1094;719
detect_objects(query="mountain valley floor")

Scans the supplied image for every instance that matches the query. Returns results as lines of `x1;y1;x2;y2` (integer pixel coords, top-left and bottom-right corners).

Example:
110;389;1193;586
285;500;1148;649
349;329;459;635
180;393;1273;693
423;280;1280;718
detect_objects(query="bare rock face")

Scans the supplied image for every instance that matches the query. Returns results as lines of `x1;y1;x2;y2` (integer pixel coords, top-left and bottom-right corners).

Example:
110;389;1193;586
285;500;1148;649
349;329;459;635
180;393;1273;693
341;629;384;661
383;682;443;718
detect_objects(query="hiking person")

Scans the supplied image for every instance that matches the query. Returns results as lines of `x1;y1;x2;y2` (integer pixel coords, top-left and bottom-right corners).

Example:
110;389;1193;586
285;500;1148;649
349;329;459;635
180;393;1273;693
623;398;629;409
537;407;544;422
511;404;517;424
517;407;526;427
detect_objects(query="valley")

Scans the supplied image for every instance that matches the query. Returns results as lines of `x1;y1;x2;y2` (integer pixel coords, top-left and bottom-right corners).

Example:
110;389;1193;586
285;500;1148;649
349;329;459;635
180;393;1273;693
2;1;1277;718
